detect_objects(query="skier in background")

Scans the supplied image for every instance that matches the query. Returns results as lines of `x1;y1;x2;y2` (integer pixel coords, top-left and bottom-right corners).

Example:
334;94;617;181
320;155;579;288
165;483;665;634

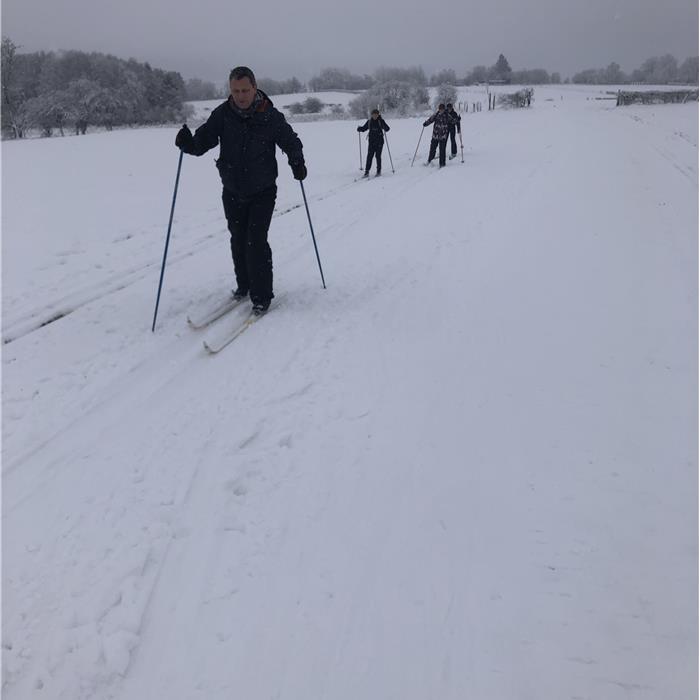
357;109;390;177
445;103;461;160
423;103;455;168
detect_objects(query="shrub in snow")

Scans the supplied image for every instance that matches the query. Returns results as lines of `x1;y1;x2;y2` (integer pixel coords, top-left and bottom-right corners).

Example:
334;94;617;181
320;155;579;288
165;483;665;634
288;97;325;115
433;84;457;110
349;81;429;117
497;88;534;108
303;97;324;113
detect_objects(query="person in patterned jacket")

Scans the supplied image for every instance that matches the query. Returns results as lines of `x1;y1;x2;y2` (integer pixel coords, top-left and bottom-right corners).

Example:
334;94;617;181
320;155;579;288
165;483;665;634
423;103;457;167
357;109;390;177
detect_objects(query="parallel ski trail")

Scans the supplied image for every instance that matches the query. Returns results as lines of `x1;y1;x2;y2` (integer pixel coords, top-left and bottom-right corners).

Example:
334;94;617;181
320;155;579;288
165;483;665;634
4;102;697;700
2;165;425;481
2;175;365;345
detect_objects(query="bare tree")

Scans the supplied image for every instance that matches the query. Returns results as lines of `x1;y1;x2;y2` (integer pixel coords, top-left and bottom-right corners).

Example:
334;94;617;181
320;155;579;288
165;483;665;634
2;37;23;137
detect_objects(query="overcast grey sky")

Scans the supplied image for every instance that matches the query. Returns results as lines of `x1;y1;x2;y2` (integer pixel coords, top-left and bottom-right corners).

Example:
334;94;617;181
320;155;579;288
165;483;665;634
3;0;698;82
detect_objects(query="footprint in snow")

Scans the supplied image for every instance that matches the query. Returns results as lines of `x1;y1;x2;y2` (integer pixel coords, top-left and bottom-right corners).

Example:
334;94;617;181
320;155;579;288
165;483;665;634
224;479;248;497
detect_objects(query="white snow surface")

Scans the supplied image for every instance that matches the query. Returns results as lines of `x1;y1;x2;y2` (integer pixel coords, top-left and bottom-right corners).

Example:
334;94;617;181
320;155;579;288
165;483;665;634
186;84;695;124
187;91;360;122
2;86;698;699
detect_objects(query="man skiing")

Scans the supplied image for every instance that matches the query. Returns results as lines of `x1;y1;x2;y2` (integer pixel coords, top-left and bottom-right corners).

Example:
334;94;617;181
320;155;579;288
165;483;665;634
357;109;390;177
175;66;306;315
445;103;461;160
423;103;455;168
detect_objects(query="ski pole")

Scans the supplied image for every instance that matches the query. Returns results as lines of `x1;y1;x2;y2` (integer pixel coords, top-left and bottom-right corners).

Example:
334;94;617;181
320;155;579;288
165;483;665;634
384;133;395;173
358;132;363;171
299;181;326;289
459;131;464;163
411;125;425;167
151;147;184;332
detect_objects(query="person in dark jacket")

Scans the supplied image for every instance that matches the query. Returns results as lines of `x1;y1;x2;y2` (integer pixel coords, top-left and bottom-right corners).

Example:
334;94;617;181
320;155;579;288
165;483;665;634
357;110;390;177
423;103;454;167
175;66;306;315
445;103;461;159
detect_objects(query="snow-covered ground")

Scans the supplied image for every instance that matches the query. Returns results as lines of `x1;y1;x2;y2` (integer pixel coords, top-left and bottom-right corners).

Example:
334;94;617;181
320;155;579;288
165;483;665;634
3;87;697;699
187;90;360;122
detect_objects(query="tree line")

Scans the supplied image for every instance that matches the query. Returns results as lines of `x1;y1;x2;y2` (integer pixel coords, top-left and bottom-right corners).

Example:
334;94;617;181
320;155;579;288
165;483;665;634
572;55;698;85
157;54;700;96
258;58;523;95
308;53;698;91
3;36;697;140
307;57;518;90
1;37;191;138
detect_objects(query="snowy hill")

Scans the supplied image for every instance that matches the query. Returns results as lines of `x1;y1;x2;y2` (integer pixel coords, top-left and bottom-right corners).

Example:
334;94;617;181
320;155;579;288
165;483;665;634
187;90;360;123
3;89;697;699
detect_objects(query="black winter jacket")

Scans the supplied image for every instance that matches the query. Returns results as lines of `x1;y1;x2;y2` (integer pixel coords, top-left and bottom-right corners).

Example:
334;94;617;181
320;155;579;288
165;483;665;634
446;110;461;134
183;91;304;198
357;117;390;144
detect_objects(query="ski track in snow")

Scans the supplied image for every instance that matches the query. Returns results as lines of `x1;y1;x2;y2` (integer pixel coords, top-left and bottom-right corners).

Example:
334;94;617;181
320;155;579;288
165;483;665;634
3;88;697;699
2;176;364;345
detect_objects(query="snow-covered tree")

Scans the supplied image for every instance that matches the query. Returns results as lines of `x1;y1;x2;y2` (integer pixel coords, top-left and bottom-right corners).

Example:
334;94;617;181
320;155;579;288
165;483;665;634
309;68;373;91
349;81;428;118
433;84;457;109
491;54;512;82
678;56;699;85
1;37;22;137
23;92;71;136
374;66;426;85
465;65;488;84
184;78;222;101
602;62;626;84
64;78;101;134
429;69;457;86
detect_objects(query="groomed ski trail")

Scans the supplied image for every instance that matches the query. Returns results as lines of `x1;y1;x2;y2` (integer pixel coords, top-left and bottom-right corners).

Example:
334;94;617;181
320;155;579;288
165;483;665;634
3;99;696;700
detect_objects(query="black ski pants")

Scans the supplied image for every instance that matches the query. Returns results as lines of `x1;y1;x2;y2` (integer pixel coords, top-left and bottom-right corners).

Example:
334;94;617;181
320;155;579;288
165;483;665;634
448;127;459;156
365;141;383;174
222;186;276;304
428;138;447;166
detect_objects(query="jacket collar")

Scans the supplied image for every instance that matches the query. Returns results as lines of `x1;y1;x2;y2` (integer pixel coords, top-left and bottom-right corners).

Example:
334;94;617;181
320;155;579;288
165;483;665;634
227;90;272;119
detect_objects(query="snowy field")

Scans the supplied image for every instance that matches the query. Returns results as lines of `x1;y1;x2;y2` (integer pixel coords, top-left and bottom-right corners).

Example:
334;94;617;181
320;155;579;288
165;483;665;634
186;83;695;123
187;90;361;122
2;86;698;699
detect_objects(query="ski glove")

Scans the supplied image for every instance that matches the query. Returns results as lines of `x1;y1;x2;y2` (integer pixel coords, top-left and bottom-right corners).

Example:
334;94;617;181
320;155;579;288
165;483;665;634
175;124;193;151
290;161;307;181
356;126;362;132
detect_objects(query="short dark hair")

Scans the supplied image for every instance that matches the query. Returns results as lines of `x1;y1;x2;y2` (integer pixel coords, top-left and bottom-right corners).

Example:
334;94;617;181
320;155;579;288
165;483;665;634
371;109;380;115
229;66;256;85
446;103;453;109
438;103;445;110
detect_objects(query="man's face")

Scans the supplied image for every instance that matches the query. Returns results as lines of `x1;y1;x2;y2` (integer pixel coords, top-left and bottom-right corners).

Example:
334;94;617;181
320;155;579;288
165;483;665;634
230;77;256;109
371;113;379;120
